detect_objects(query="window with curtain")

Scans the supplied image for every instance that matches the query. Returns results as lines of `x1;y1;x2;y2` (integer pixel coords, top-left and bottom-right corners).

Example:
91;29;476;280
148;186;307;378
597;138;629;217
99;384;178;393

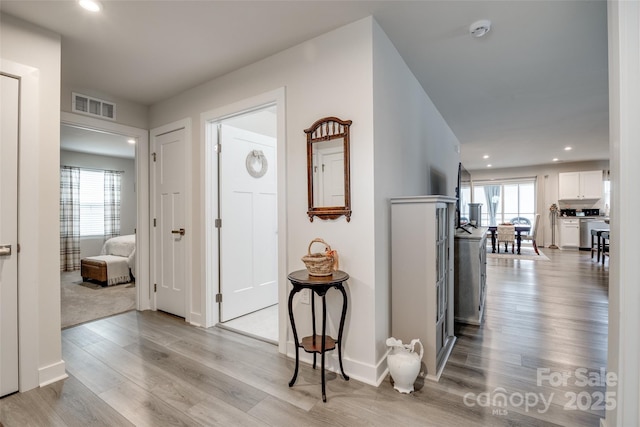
473;179;536;225
60;167;123;270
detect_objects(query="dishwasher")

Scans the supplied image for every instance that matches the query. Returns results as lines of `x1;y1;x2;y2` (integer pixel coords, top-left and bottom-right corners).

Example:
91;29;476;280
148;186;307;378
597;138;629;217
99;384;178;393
579;218;609;250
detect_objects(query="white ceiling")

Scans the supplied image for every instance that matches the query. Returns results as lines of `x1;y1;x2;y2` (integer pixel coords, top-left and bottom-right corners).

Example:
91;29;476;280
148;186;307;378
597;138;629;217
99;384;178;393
1;1;609;171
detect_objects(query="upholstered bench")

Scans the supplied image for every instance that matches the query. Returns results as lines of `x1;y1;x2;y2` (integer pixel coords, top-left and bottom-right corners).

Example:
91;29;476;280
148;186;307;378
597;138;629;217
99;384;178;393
80;255;132;286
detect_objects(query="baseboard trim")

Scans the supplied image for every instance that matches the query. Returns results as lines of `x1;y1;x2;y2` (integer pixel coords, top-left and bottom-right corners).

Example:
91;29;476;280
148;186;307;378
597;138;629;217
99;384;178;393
39;360;68;387
286;341;387;386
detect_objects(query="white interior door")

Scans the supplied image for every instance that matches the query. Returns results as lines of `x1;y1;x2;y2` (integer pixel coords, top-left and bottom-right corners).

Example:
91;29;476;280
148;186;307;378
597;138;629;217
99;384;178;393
154;128;186;317
0;74;20;397
219;124;277;322
320;151;345;206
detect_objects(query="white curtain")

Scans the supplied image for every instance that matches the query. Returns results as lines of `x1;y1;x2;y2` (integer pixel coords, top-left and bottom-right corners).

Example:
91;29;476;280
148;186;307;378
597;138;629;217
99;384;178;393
484;185;501;226
60;166;80;271
104;170;122;240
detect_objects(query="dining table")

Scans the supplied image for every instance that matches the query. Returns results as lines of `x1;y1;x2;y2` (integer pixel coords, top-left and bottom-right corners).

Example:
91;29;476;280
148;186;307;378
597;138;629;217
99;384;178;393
487;225;531;254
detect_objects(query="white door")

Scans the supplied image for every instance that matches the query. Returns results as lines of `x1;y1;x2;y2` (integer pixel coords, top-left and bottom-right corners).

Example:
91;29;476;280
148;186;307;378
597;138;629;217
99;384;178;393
0;74;20;396
219;124;277;322
154;128;186;317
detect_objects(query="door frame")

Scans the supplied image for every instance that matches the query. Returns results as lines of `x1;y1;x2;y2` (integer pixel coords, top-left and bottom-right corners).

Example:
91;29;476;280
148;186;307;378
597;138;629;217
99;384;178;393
202;88;287;354
61;111;151;311
150;119;192;322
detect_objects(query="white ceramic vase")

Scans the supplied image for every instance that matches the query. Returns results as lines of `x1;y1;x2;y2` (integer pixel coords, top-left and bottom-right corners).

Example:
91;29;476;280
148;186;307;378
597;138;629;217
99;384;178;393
386;337;424;394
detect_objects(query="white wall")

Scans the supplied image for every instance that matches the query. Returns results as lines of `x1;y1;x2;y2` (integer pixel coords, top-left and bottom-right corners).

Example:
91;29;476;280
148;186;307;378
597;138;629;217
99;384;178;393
60;82;149;130
150;17;378;382
605;1;640;426
150;16;461;385
1;13;66;389
371;20;460;379
469;160;609;247
60;150;136;258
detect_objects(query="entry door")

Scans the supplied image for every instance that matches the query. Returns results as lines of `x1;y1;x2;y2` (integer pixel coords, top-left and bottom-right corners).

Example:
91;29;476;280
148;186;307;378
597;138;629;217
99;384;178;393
0;74;20;397
219;124;277;322
154;128;186;317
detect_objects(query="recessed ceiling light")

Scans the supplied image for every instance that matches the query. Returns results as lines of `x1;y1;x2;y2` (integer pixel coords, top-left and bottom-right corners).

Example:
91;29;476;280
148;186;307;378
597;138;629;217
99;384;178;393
564;146;572;151
79;0;102;12
483;155;490;159
487;164;492;168
127;139;136;145
552;158;559;162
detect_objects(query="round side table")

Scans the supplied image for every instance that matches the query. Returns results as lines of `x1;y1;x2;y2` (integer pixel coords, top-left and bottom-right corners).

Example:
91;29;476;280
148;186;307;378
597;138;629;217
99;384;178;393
287;269;349;402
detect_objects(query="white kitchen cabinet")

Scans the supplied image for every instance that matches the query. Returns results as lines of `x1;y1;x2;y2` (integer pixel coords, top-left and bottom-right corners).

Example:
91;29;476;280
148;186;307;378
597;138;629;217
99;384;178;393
558;170;603;200
454;227;488;325
390;195;456;382
559;218;580;248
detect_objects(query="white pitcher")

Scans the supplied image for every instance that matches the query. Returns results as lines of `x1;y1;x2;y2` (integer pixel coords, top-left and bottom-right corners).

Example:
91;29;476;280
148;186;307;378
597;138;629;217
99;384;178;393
386;337;424;393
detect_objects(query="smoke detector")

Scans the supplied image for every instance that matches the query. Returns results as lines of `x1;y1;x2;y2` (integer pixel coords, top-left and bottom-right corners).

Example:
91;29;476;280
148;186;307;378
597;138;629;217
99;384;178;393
469;20;492;38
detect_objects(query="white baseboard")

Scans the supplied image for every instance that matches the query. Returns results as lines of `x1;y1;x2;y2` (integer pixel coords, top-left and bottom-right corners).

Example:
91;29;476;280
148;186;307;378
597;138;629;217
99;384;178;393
39;360;68;387
189;311;204;327
286;341;389;386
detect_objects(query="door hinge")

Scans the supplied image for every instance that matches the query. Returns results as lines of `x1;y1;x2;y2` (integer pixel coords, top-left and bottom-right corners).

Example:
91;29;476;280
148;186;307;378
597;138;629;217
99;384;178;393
153;218;157;227
17;243;20;253
154;283;157;292
215;143;221;154
215;218;222;228
152;152;157;162
215;293;222;303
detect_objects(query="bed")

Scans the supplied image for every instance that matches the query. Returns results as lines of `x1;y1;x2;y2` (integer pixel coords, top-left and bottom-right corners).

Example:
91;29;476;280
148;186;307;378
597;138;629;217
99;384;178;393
80;234;136;286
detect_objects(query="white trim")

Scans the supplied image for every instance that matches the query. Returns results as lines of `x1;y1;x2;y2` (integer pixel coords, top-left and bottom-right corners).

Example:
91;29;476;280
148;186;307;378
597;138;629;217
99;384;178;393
286;341;383;386
607;1;640;426
201;87;287;354
1;59;42;392
38;361;68;387
150;118;193;322
60;111;151;311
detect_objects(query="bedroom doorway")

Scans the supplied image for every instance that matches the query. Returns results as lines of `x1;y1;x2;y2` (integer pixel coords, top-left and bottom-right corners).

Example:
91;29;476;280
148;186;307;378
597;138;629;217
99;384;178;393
59;114;149;328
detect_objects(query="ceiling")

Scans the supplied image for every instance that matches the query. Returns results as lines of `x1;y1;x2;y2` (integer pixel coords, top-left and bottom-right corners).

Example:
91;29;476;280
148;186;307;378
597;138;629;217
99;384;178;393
1;1;609;170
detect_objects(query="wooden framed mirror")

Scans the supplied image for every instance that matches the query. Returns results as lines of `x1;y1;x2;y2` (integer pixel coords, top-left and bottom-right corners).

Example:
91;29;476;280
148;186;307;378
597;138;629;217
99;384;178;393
305;117;352;222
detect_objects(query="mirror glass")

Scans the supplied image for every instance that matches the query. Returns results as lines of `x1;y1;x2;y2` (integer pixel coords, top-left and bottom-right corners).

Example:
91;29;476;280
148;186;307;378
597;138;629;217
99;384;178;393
305;117;351;222
312;137;344;207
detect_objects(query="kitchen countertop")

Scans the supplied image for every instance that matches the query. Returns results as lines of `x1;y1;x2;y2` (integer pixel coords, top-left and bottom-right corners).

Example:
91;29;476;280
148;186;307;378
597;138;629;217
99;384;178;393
559;216;609;220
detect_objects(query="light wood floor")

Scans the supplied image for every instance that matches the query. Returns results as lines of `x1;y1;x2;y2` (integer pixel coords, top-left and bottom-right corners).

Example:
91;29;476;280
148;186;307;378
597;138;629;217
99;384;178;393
0;249;608;426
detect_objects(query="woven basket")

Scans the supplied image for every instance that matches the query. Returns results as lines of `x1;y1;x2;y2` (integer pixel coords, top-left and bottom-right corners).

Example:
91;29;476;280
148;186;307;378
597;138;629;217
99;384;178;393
301;238;335;276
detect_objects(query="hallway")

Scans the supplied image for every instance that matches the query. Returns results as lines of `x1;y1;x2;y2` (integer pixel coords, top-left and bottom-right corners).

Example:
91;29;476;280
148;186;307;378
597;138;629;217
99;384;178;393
0;249;607;426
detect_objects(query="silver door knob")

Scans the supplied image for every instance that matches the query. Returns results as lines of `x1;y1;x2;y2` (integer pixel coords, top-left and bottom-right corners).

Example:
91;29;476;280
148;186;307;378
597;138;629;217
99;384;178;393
171;229;185;236
0;245;11;256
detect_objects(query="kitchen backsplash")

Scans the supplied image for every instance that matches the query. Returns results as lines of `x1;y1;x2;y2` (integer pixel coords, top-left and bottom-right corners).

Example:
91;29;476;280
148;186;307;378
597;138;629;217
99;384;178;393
558;199;606;215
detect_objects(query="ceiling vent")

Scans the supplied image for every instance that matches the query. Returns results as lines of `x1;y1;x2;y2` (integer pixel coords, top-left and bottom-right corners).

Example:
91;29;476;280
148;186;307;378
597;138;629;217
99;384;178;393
72;92;116;120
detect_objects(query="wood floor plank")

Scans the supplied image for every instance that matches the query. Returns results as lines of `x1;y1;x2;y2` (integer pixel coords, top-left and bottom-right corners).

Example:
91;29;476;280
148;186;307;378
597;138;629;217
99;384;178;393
61;335;128;395
122;338;269;412
36;376;134;427
98;381;201;427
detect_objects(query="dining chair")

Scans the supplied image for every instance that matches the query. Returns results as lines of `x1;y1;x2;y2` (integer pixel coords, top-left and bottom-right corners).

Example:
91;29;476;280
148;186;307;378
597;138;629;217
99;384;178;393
520;213;540;255
497;225;516;253
510;216;531;227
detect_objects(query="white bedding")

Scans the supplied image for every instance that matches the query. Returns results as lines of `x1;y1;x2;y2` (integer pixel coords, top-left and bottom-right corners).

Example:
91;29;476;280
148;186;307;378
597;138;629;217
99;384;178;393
101;234;136;277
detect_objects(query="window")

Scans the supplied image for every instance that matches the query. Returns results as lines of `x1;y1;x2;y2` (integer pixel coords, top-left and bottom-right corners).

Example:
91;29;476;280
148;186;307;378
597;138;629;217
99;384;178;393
79;169;105;236
473;179;536;225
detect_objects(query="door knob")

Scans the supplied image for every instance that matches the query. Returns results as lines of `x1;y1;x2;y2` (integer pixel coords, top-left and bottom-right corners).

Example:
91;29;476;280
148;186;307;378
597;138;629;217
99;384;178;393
0;245;11;256
171;228;185;236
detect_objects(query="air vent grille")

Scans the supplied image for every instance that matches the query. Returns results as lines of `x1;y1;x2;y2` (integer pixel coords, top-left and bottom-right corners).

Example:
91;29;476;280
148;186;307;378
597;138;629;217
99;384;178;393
72;92;116;120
